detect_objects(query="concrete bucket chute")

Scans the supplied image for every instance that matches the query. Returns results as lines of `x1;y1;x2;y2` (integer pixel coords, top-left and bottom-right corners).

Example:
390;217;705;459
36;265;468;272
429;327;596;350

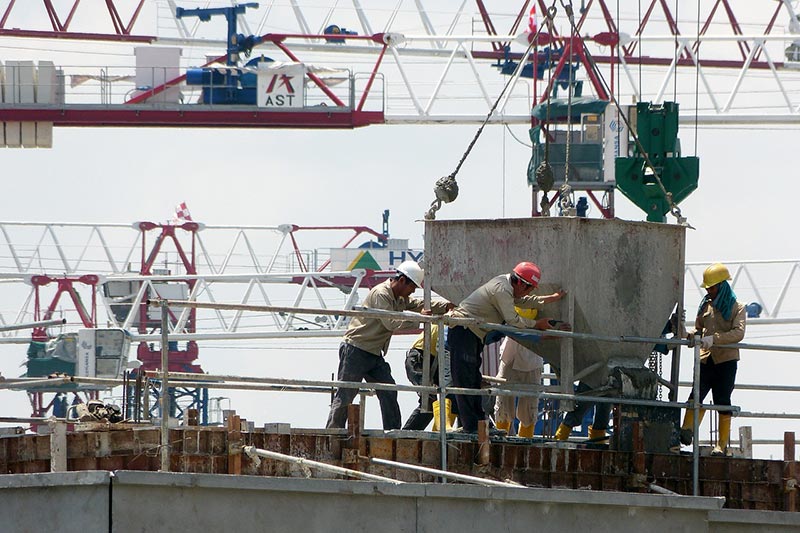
424;217;685;389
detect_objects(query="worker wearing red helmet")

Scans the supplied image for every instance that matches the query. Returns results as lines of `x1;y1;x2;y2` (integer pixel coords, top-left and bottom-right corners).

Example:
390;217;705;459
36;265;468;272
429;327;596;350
326;260;454;430
447;261;570;435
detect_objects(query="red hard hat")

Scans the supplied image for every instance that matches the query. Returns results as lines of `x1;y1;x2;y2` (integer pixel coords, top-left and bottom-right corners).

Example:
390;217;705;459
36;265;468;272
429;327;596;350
513;261;541;287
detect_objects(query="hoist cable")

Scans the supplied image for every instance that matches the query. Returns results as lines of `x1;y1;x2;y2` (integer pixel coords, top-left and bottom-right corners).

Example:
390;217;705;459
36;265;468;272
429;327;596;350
673;0;679;104
694;0;700;156
537;3;560;217
558;0;689;225
558;0;576;216
424;1;558;221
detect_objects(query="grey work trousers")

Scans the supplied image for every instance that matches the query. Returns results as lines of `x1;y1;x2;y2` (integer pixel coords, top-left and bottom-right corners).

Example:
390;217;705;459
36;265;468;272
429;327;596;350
326;342;401;430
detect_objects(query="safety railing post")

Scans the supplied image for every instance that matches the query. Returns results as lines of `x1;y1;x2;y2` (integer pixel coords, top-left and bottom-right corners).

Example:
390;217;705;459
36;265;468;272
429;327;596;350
436;316;447;481
160;300;170;472
692;335;701;496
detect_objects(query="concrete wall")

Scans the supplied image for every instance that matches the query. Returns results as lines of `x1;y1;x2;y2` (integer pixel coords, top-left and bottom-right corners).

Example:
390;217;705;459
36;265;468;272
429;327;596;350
4;470;798;532
0;471;109;533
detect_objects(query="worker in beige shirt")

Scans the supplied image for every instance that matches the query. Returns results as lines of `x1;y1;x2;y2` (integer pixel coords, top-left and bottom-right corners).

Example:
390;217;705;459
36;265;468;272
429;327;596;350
680;262;746;456
448;261;569;434
326;260;453;430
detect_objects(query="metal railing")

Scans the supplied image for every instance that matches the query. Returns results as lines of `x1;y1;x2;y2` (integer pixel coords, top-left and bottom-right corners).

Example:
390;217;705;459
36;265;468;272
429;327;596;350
3;299;798;496
0;64;383;112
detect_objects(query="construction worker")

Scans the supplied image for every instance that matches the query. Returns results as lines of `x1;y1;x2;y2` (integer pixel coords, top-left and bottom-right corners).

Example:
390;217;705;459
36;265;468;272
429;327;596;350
494;302;565;438
679;262;746;456
401;324;458;431
325;260;453;430
447;261;570;434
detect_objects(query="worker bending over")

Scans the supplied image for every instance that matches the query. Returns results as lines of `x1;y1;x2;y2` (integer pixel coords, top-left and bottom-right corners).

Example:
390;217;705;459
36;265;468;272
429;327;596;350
448;261;570;435
680;262;746;456
325;261;453;430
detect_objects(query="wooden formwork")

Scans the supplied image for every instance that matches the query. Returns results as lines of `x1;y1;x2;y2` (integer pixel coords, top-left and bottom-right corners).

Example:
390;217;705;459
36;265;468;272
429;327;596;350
0;410;795;512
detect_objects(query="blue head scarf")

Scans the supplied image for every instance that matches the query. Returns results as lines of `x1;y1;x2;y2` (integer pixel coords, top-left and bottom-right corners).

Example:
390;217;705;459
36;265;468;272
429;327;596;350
697;280;737;321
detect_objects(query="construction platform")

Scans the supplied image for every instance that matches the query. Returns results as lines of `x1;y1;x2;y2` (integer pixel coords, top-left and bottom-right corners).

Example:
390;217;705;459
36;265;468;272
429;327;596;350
0;411;798;520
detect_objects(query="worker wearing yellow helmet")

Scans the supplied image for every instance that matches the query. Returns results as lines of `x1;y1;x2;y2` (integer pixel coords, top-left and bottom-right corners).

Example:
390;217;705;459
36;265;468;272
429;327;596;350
679;262;746;456
401;324;458;431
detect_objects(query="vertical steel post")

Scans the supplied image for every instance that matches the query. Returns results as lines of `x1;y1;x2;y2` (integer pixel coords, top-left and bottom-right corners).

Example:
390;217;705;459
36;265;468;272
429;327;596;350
160;300;170;472
423;222;447;477
692;336;701;496
435;317;448;482
421;325;431;412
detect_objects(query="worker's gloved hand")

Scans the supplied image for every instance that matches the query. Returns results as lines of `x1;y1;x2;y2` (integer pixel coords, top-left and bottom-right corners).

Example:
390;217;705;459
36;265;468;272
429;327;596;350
686;332;697;348
551;320;571;331
700;335;715;349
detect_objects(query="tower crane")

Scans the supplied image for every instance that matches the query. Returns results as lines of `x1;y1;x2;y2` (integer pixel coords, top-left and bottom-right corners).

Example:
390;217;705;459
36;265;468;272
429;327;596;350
1;0;799;425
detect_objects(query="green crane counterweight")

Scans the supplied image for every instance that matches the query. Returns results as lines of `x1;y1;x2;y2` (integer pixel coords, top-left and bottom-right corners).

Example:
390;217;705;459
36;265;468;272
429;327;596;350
615;102;699;222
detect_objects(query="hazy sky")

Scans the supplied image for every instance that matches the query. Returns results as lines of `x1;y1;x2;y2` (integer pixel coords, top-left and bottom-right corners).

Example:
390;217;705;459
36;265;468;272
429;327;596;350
1;1;799;459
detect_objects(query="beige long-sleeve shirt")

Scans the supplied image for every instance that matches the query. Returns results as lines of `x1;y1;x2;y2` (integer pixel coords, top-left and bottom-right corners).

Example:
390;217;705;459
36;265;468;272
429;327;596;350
499;337;543;372
343;280;450;357
696;300;746;364
450;274;545;340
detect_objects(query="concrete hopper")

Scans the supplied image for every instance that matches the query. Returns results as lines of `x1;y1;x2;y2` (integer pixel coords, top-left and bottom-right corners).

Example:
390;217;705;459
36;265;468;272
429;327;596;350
424;217;685;388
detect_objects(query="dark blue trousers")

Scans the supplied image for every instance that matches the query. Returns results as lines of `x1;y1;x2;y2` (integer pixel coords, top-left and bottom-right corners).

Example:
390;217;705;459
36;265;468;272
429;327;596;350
326;343;401;430
448;326;485;433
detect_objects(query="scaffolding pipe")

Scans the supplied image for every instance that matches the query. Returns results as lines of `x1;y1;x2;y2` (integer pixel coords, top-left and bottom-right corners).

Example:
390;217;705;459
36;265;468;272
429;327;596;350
0;378;72;390
0;377;71;389
681;381;800;392
243;446;403;484
62;373;742;423
0;318;66;333
433;316;448;481
649;483;679;496
152;299;481;326
140;372;437;395
367;456;523;488
159;301;170;472
70;373;739;414
0;416;67;423
692;339;701;497
154;300;800;353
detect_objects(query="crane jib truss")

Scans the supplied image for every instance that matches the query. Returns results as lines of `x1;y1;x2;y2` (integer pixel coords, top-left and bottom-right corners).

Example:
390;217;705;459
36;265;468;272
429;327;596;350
2;1;800;128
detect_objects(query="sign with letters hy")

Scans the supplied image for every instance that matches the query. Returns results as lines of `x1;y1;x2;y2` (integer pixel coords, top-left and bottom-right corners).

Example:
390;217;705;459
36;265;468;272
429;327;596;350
330;248;424;272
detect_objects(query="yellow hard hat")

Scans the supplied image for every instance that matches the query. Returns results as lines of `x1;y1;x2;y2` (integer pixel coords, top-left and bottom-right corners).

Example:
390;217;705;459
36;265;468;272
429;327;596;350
701;263;731;289
515;306;538;320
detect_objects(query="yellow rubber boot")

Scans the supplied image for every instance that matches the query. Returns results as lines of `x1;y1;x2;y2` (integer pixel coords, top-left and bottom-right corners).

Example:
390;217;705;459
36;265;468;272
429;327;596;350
681;408;707;430
555;423;572;441
495;419;512;433
712;413;732;456
588;425;607;441
432;400;442;431
518;423;535;438
446;401;457;430
679;408;706;446
432;399;455;431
